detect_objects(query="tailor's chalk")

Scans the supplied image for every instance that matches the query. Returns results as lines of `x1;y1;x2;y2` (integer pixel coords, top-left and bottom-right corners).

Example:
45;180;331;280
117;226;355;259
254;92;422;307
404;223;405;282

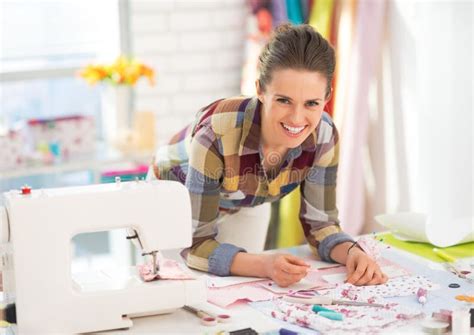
312;305;334;313
312;304;343;321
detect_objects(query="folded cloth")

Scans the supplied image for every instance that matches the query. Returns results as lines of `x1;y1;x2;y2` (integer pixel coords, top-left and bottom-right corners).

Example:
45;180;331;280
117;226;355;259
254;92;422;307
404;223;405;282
138;258;195;282
357;235;388;261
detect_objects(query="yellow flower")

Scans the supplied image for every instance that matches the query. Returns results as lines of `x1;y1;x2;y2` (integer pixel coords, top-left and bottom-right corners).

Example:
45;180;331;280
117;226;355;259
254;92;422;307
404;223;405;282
79;65;109;85
78;55;155;87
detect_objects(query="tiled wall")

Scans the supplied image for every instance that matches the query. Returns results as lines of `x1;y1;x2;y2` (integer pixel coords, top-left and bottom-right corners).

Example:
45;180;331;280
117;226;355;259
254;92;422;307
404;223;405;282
130;0;247;145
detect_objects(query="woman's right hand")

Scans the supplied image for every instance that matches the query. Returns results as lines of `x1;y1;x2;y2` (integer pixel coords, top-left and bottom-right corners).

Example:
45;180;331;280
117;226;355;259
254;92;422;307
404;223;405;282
263;253;310;287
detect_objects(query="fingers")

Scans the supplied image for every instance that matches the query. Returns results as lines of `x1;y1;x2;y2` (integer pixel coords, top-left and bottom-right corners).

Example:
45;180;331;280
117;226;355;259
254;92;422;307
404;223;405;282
345;251;391;286
279;255;309;276
270;264;306;287
345;257;368;285
285;255;310;267
348;262;388;286
355;264;374;286
366;270;382;286
270;254;309;287
273;272;306;287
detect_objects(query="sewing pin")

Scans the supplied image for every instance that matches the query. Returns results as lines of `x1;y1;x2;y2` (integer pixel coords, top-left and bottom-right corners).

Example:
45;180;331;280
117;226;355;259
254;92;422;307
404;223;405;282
417;288;428;305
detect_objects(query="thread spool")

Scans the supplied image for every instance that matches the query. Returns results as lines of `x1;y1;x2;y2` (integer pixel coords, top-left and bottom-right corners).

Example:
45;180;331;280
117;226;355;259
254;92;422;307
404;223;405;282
452;309;470;335
200;316;217;326
421;317;449;334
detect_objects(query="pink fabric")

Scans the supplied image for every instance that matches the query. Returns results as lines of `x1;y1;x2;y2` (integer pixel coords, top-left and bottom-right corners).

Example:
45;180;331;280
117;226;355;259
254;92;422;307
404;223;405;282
319;275;439;299
267;298;423;333
257;275;434;333
335;1;387;235
357;235;388;260
138;259;195;282
207;283;277;308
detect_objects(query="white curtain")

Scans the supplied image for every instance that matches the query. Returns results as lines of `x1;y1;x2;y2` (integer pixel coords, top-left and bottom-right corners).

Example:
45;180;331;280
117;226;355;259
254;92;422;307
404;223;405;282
336;0;473;235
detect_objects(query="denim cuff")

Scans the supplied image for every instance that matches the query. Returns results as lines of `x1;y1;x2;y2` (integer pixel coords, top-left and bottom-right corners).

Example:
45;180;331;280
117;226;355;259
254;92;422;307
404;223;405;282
318;232;354;262
208;243;246;276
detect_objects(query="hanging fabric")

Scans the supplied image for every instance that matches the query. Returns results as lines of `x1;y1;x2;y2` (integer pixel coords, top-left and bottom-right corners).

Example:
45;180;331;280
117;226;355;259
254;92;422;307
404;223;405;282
271;0;288;27
334;0;387;235
309;0;335;38
286;0;304;24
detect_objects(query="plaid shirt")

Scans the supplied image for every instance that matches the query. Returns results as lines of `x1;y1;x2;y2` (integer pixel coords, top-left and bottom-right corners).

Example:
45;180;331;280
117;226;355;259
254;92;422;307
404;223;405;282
150;96;353;276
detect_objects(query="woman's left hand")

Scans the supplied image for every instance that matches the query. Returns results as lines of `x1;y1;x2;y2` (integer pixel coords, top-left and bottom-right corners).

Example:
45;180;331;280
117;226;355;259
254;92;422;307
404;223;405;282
345;247;388;286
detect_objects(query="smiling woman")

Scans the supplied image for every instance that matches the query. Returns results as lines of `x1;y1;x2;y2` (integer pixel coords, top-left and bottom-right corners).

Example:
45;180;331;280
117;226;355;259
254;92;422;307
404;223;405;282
139;23;388;287
257;69;329;163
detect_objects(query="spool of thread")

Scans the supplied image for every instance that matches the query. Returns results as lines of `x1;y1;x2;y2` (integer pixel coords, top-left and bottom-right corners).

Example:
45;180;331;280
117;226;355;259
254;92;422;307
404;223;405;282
421;317;449;334
200;316;217;326
432;309;452;324
452;309;471;334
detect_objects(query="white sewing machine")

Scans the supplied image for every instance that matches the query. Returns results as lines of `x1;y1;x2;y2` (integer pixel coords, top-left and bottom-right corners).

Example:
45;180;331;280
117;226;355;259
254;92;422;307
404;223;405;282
0;179;206;334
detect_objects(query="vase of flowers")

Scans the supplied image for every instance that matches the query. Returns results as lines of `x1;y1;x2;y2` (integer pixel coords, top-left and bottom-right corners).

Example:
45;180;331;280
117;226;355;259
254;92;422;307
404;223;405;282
79;55;155;142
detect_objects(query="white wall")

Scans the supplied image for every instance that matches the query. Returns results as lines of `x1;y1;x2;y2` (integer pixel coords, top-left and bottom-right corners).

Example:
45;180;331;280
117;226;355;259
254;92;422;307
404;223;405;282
129;0;247;144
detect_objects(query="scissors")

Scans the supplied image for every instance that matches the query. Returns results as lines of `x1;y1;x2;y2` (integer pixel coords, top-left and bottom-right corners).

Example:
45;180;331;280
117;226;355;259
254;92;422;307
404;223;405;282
183;305;232;326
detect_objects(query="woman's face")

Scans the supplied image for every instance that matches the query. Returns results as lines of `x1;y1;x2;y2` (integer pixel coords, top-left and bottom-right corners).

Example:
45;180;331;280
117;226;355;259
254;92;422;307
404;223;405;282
257;68;329;150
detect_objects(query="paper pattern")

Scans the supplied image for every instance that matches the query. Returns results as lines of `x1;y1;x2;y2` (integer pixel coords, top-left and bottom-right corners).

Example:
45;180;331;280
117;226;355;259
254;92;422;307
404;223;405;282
206;275;266;288
207;283;277;307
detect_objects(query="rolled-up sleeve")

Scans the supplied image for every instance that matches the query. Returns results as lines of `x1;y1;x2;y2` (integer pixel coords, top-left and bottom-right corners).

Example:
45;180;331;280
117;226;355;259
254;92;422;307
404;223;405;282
299;123;354;262
184;124;245;276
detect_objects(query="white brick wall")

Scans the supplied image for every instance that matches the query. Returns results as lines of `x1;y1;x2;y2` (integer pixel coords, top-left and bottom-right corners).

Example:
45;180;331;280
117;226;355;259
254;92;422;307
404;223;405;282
130;0;247;145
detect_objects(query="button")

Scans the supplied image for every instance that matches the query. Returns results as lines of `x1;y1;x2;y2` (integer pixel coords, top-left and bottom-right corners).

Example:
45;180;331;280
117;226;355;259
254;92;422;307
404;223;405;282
449;283;460;288
21;185;32;195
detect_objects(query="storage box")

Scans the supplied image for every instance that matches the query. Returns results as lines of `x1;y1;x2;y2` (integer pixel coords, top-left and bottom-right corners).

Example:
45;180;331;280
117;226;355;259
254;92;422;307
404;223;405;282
27;115;96;158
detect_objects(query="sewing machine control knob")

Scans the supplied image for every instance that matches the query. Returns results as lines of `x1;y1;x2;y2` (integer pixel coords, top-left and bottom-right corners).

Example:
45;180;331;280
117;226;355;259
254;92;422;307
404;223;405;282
21;185;32;195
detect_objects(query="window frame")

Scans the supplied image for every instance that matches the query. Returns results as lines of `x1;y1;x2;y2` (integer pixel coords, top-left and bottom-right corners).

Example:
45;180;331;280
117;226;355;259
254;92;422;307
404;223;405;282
0;0;133;135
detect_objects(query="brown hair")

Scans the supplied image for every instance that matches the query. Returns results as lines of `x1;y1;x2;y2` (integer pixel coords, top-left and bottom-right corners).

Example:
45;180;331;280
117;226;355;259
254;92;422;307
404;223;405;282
257;23;335;98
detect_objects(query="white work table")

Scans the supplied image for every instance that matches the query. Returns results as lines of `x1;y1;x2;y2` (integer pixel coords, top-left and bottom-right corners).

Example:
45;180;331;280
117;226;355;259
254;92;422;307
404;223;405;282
94;244;472;335
0;243;470;334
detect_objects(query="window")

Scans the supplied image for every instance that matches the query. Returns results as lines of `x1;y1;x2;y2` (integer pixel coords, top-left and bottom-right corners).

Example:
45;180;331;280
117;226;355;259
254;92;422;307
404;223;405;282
0;0;121;132
0;0;130;271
